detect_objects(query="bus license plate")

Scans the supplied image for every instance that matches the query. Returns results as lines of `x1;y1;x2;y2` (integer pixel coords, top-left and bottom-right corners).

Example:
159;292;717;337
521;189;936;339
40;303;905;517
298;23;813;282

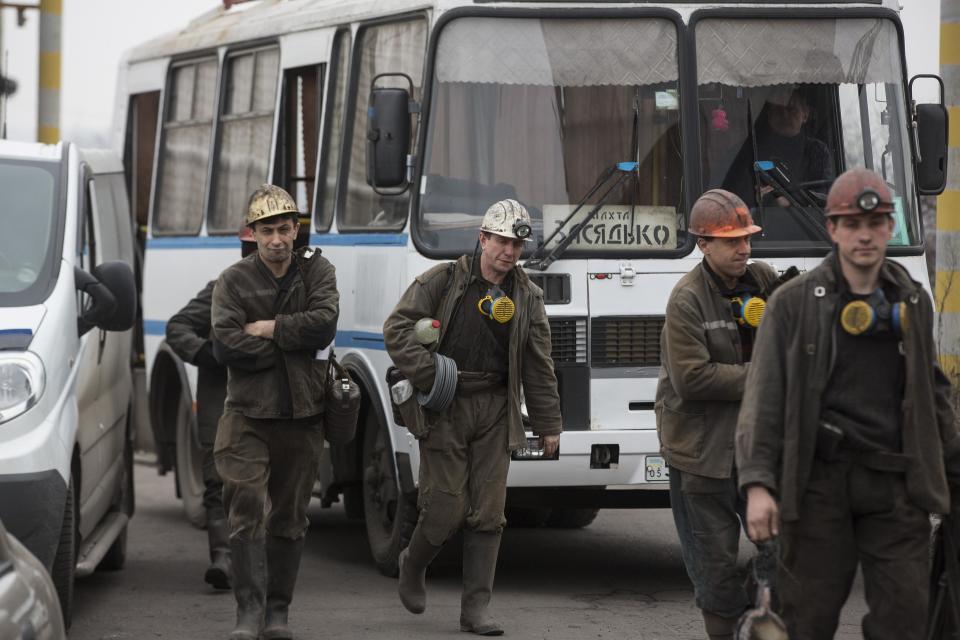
645;455;669;482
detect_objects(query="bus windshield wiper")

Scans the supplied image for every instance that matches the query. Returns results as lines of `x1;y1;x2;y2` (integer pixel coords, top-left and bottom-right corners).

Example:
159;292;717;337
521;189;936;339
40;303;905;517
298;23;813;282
524;161;638;271
753;160;831;243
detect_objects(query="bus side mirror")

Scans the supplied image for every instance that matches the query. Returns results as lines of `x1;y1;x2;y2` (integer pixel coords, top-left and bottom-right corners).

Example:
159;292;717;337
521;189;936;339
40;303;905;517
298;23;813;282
75;261;137;335
366;73;416;194
910;74;949;196
914;103;948;195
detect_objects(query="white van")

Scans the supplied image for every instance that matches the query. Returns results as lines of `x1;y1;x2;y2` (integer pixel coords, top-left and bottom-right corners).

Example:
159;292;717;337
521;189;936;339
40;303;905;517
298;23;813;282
0;140;140;628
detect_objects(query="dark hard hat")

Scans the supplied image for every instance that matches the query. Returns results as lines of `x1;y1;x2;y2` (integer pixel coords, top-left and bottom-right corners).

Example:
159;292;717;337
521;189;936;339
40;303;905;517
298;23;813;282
825;168;895;217
690;189;761;238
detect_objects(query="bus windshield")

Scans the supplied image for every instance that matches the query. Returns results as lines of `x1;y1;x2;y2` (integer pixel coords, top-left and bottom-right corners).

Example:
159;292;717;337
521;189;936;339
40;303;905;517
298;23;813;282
696;17;920;252
418;16;684;257
0;159;61;306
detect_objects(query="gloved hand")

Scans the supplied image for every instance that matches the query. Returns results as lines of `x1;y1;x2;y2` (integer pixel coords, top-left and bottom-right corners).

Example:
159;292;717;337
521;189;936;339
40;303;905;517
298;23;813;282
764;266;800;299
193;341;221;369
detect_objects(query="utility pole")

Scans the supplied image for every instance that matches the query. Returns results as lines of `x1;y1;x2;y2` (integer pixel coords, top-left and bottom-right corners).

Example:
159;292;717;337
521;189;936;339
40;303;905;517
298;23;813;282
37;0;59;142
939;0;960;382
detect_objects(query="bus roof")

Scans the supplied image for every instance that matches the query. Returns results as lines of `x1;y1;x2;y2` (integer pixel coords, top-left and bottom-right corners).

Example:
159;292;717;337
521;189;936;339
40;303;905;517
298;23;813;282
124;0;899;64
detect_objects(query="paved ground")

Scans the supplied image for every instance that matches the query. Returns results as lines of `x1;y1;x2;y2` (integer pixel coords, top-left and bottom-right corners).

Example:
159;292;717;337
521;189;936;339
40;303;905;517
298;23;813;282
68;456;868;639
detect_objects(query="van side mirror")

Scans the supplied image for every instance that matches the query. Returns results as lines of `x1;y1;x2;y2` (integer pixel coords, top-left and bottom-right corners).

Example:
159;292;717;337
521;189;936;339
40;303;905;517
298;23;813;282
909;74;949;195
366;73;417;193
75;261;137;335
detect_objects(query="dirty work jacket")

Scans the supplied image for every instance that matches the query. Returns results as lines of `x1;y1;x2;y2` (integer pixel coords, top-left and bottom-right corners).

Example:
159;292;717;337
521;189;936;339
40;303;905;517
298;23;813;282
736;255;960;520
656;260;777;479
383;255;562;451
212;248;339;420
166;280;226;434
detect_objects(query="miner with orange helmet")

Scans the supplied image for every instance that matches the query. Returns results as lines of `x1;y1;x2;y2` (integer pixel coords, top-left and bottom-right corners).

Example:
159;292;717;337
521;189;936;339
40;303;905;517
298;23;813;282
655;189;778;640
737;168;960;640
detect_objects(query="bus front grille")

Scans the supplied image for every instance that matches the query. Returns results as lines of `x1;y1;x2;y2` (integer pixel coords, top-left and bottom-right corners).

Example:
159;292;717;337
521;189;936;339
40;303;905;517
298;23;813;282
548;317;587;364
591;316;665;367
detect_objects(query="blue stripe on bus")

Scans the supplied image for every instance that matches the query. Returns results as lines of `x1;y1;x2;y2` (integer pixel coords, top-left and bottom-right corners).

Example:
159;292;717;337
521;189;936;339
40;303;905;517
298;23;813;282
143;320;386;351
147;233;408;249
0;328;32;335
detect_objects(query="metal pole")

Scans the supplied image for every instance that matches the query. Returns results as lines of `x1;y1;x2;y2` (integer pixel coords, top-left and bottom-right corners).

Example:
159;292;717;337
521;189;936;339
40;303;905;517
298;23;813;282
938;0;960;382
37;0;59;143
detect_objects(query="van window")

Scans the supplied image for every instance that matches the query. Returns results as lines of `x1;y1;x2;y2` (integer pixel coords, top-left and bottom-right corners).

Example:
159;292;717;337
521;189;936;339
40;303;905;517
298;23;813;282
153;57;218;236
0;160;60;302
317;30;350;231
208;47;280;234
92;177;121;262
339;19;426;231
278;64;323;216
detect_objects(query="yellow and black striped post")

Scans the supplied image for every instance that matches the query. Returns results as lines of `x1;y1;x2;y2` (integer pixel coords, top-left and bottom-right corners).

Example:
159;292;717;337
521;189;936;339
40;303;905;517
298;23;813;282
37;0;61;143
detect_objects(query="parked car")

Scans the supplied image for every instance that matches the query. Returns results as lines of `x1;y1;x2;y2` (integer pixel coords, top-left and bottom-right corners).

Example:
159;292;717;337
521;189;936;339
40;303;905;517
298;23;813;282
0;141;141;628
0;516;65;640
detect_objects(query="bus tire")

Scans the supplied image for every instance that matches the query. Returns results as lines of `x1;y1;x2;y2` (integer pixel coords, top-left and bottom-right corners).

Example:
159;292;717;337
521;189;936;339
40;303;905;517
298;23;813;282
174;391;205;529
546;508;599;529
52;468;77;630
362;410;416;577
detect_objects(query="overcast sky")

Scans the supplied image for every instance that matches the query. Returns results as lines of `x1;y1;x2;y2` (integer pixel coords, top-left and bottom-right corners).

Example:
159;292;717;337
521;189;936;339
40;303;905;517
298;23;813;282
0;0;945;146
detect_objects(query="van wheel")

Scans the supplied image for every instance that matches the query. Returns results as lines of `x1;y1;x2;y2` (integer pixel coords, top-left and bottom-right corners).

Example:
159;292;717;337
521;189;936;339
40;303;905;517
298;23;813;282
52;471;77;630
362;411;416;577
546;508;599;529
174;391;206;528
505;507;550;528
99;436;134;571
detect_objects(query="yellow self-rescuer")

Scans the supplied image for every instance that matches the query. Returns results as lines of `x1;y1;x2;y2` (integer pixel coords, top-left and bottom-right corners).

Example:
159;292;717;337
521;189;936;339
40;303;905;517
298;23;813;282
478;285;515;323
731;294;766;328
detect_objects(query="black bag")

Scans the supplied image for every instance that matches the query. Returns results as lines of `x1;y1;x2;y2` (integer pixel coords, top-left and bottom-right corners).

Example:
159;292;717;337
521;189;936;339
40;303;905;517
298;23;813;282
325;355;360;445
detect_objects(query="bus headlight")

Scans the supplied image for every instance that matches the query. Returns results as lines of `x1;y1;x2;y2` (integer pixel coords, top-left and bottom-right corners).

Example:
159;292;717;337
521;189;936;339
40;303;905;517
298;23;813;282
0;352;45;425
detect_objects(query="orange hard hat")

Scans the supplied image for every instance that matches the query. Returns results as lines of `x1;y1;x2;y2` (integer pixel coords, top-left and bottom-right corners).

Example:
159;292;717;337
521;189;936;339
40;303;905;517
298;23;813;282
689;189;761;238
238;224;255;243
825;168;895;217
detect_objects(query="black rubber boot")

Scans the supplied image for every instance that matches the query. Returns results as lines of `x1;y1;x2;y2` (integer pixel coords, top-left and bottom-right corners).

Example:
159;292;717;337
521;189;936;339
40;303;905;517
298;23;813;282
229;538;266;640
205;518;232;591
459;531;504;636
702;610;739;640
262;537;304;640
398;528;443;614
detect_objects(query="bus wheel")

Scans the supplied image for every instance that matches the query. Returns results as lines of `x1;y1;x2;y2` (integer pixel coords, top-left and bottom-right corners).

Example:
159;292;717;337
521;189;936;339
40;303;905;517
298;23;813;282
174;390;205;529
362;411;416;577
52;467;77;630
546;508;599;529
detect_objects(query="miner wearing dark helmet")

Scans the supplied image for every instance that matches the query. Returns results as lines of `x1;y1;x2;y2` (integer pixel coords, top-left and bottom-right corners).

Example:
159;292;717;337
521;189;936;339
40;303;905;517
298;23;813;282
655;189;778;640
737;168;960;640
210;184;339;640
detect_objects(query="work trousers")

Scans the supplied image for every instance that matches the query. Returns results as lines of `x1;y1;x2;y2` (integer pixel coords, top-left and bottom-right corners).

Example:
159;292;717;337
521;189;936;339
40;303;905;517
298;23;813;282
198;370;228;520
780;457;930;640
214;411;324;541
415;390;511;546
669;468;750;619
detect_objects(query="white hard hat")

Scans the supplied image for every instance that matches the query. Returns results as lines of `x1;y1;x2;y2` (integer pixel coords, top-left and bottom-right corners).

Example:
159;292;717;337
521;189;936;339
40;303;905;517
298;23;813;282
480;199;533;241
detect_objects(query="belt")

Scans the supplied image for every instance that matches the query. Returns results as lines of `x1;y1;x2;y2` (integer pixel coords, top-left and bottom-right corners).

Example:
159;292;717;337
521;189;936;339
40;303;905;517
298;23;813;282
457;371;507;395
815;421;910;472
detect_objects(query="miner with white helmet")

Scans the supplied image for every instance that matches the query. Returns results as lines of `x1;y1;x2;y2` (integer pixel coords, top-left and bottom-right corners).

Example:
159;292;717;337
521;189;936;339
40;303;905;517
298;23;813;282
383;198;561;635
211;184;339;640
655;189;781;640
738;168;960;640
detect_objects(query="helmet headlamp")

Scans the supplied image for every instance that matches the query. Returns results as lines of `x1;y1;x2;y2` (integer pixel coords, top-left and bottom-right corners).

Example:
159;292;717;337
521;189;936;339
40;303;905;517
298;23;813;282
512;220;532;240
856;189;881;213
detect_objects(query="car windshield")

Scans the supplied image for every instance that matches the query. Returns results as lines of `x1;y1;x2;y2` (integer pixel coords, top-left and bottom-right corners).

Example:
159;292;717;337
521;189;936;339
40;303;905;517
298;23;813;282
696;17;919;252
0;159;61;305
418;17;684;257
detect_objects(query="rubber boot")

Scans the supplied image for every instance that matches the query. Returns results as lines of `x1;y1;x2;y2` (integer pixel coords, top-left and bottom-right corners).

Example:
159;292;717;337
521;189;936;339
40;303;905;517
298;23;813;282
205;518;232;590
262;537;304;640
398;528;443;614
703;610;740;640
229;538;266;640
459;531;504;636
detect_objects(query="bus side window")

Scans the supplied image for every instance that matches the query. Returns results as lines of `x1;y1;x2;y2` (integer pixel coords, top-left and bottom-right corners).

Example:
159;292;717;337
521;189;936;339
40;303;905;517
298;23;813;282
154;57;218;236
339;18;427;232
317;29;350;232
277;64;324;219
208;46;280;235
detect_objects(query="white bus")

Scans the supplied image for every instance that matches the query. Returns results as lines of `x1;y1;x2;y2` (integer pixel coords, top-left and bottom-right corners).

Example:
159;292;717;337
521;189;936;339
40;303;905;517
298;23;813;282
114;0;947;575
